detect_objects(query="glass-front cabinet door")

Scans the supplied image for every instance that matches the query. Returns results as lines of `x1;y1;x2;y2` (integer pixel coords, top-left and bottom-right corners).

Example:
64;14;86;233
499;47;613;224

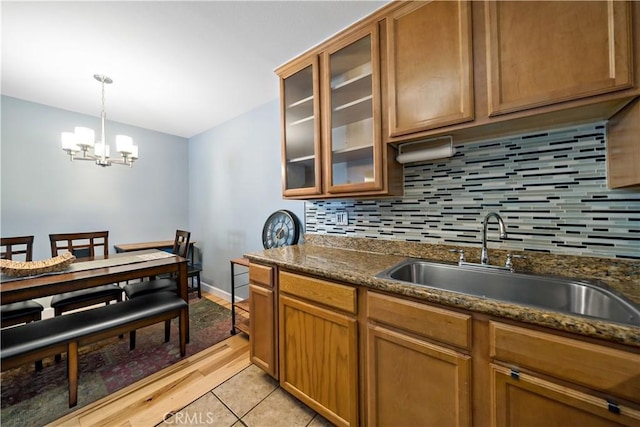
280;57;322;197
323;25;382;194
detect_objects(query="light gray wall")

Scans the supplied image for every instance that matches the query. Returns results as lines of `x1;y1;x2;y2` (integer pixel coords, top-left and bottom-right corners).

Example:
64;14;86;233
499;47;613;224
1;96;189;260
188;99;304;294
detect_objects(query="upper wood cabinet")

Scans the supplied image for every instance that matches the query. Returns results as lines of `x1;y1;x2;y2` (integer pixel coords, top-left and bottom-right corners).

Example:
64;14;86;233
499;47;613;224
607;97;640;189
276;21;402;200
278;0;638;196
323;26;384;195
486;1;634;116
386;1;474;137
382;0;639;145
279;56;322;198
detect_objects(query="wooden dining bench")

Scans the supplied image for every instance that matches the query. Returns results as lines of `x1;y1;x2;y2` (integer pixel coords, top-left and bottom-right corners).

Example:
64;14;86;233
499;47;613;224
1;291;188;408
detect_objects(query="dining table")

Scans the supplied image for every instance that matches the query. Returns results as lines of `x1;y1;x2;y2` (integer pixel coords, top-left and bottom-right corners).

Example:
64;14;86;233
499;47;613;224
0;249;189;331
114;240;197;263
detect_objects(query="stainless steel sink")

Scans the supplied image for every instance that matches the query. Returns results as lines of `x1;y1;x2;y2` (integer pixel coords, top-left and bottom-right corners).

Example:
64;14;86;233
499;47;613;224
375;259;640;326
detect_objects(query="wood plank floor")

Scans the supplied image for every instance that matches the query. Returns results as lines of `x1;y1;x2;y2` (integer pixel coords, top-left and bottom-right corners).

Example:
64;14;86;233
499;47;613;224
51;294;251;427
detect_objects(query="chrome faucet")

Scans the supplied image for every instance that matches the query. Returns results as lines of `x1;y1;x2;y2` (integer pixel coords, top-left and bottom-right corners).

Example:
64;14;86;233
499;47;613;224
481;212;507;265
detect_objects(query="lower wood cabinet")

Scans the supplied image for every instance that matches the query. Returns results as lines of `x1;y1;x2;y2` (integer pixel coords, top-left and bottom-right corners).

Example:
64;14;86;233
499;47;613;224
278;272;359;427
248;263;278;379
491;364;639;427
249;265;640;427
489;321;640;426
367;325;471;426
367;291;472;427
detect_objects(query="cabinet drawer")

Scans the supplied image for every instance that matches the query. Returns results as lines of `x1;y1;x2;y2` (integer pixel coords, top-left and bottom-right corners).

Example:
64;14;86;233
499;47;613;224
367;292;471;350
491;364;640;426
279;271;356;314
249;263;273;288
490;322;640;402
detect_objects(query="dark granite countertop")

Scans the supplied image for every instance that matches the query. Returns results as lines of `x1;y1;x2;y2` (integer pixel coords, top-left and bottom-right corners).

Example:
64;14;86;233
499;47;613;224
244;239;640;348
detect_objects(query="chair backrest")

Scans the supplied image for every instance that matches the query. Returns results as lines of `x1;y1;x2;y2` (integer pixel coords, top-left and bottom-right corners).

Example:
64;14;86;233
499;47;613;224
1;235;35;261
172;230;191;259
49;231;109;259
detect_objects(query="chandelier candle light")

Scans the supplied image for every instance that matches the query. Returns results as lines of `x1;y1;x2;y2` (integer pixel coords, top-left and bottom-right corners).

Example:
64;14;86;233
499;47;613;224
61;74;138;167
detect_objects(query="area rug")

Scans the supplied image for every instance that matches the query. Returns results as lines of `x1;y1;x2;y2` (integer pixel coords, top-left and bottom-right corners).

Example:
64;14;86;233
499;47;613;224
0;296;232;426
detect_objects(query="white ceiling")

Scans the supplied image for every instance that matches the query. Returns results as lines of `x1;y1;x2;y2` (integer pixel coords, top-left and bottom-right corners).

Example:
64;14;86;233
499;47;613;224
1;1;389;138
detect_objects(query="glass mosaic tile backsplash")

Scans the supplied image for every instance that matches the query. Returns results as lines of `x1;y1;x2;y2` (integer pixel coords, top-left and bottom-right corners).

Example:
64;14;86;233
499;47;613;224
305;122;640;260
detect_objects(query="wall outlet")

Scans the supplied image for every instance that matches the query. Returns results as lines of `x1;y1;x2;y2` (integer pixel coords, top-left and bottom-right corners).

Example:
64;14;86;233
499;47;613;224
336;211;348;226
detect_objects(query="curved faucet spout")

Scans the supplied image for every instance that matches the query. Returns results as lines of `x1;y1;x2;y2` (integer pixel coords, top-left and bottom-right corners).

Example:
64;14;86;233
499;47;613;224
481;212;507;265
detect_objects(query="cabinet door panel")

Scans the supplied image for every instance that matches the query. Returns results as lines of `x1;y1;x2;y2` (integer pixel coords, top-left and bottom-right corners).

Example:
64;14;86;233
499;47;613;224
249;284;277;378
367;324;471;427
279;294;358;427
387;0;474;136
607;97;640;189
490;322;640;403
280;56;323;197
323;25;383;194
491;364;640;427
486;1;633;116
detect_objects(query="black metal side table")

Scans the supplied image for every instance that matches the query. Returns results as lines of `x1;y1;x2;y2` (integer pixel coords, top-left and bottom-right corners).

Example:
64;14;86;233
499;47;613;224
230;257;250;335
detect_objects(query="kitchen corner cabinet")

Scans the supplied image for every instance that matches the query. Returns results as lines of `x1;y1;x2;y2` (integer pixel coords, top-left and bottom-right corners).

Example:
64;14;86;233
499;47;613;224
248;263;278;379
277;22;402;200
486;1;634;116
386;0;474;137
490;322;640;426
367;292;472;427
278;271;359;427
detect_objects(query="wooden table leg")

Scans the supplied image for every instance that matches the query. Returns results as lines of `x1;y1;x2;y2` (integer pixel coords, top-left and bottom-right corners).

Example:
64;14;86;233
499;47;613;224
179;307;187;356
67;341;79;407
178;261;190;343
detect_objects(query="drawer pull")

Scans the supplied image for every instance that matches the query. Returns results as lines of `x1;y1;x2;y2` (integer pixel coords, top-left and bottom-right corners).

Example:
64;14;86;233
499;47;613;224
510;369;520;380
607;401;621;414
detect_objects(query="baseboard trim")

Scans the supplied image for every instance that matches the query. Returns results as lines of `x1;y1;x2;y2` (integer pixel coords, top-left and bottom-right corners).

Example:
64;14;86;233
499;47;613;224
201;282;241;303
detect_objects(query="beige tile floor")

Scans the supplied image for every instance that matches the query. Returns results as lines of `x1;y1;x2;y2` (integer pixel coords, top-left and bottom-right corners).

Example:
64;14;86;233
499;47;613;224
158;364;334;427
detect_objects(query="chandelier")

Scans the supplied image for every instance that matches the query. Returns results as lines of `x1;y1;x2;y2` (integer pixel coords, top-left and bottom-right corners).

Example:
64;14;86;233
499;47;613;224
61;74;138;167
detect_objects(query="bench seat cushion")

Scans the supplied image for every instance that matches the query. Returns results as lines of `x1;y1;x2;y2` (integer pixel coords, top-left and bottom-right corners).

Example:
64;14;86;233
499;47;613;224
123;278;177;299
1;292;187;361
50;284;123;308
1;301;44;321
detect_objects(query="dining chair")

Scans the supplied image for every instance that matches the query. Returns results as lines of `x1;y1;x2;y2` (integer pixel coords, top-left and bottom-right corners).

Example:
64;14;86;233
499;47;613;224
123;229;191;349
187;258;202;299
1;235;44;371
48;231;123;316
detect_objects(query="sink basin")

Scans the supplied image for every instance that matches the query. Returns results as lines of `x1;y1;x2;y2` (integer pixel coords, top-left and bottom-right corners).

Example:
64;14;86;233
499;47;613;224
375;259;640;326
